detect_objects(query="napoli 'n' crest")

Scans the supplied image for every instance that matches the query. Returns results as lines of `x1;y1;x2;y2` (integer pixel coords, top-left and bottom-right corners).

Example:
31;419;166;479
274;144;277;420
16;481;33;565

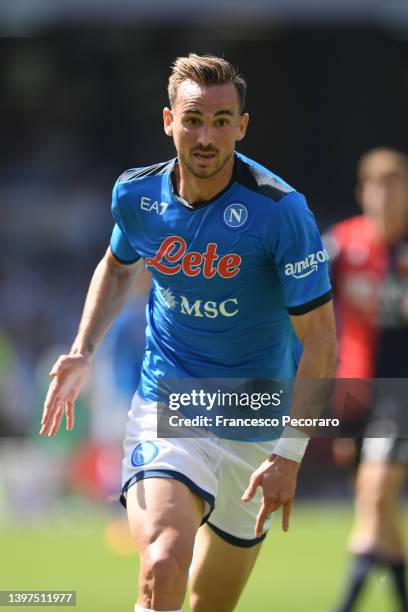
223;203;249;229
131;442;159;467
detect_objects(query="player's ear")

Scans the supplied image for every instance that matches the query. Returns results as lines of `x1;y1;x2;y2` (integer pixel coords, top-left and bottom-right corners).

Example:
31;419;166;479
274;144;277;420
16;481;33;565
236;112;249;141
163;107;174;137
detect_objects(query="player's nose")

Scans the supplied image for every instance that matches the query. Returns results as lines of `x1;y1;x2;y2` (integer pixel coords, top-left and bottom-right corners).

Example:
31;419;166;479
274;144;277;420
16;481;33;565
196;124;214;148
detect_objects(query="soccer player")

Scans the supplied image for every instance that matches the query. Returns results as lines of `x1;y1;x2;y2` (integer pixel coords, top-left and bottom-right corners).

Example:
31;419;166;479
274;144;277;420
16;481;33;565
40;54;337;612
328;148;408;612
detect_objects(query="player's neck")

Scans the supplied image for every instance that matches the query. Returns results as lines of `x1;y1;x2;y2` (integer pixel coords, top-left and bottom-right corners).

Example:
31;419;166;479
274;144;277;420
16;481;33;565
175;156;235;205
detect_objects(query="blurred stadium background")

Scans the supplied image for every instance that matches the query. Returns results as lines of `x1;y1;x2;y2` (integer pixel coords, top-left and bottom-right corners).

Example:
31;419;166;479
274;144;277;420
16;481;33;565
1;1;408;610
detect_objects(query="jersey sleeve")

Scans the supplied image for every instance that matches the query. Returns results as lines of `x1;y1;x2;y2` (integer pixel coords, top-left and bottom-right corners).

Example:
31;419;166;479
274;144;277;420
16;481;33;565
109;179;141;264
266;191;332;315
110;223;141;264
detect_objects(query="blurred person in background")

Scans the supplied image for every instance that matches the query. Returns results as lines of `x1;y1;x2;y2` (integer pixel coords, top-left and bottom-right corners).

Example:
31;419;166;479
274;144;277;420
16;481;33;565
326;148;408;612
38;53;336;612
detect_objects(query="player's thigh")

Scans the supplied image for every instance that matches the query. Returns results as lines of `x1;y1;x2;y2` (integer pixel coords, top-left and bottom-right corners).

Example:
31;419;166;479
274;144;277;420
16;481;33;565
189;522;262;612
127;477;204;565
355;460;406;518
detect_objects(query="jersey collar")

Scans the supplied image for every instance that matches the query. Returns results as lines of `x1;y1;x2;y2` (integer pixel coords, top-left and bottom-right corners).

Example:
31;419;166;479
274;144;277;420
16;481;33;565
168;153;240;211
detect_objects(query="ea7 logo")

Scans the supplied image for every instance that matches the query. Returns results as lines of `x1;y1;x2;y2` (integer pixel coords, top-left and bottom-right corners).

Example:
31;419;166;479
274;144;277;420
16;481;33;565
284;249;329;279
140;196;169;215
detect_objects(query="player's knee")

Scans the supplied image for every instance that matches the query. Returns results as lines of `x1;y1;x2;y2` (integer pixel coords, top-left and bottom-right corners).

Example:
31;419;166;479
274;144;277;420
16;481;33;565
144;554;180;582
356;477;387;509
141;545;191;587
371;487;390;514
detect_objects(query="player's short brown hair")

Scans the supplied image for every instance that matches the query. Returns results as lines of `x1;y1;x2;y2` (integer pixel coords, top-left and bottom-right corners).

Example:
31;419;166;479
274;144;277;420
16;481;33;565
168;53;247;114
359;147;408;173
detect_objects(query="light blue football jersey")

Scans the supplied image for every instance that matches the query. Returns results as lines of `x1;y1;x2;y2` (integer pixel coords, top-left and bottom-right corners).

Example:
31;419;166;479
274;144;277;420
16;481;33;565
110;152;332;435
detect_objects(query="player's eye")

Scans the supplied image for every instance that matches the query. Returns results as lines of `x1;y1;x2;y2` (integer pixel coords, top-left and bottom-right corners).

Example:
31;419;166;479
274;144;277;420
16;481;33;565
184;117;201;126
215;118;229;126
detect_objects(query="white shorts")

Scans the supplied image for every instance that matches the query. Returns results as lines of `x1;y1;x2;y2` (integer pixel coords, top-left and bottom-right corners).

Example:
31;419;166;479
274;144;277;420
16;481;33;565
121;394;277;546
361;436;408;464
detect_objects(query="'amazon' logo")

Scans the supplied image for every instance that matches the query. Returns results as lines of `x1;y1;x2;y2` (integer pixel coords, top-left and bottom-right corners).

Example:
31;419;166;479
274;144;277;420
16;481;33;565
284;249;329;279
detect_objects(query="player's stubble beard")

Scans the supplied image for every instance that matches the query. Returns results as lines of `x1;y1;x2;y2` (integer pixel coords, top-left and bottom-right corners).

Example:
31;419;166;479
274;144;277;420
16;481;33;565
180;147;234;179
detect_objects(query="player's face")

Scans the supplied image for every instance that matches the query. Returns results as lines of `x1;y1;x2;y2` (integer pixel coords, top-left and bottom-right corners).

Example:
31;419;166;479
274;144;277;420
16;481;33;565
357;151;408;243
163;80;248;179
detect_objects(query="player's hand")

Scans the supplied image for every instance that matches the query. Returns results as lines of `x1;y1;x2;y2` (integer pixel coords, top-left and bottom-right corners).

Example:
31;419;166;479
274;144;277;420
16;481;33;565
332;438;357;467
242;454;300;536
39;353;92;437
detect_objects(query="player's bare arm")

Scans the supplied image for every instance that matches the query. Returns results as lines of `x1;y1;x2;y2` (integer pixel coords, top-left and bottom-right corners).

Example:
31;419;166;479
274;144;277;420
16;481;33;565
243;300;337;536
39;248;142;437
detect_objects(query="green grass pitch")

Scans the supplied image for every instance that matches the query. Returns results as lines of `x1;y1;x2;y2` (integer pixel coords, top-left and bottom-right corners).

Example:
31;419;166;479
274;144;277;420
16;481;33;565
0;503;399;611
